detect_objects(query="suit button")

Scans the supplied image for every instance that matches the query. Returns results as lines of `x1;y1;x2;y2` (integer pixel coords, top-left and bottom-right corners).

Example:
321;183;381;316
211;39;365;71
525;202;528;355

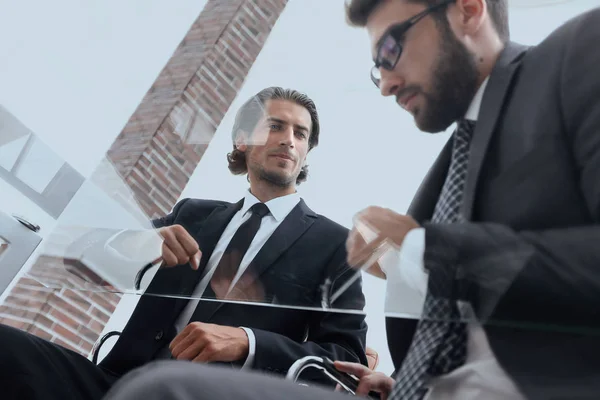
154;330;164;341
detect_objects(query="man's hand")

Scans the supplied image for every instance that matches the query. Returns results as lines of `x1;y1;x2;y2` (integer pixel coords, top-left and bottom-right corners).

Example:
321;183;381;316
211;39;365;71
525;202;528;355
346;207;420;278
334;361;395;400
169;322;249;363
158;224;202;269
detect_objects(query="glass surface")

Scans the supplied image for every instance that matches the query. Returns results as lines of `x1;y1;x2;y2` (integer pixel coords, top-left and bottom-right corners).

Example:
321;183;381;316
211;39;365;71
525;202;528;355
0;236;8;257
16;143;599;337
14;137;65;193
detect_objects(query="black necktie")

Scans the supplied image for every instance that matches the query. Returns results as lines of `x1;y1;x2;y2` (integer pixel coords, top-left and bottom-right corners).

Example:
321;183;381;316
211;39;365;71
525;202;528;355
204;202;270;300
391;119;476;400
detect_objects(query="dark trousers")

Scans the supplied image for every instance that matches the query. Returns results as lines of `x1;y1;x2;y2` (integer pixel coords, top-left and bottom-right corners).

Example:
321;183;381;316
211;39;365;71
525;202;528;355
0;323;120;400
105;360;348;400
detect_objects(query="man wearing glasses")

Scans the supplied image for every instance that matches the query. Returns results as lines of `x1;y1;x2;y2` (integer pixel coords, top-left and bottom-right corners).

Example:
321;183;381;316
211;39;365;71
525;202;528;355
102;1;600;399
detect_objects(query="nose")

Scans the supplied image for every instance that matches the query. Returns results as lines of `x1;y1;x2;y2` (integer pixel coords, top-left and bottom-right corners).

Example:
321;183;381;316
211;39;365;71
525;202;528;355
379;68;404;98
279;126;295;147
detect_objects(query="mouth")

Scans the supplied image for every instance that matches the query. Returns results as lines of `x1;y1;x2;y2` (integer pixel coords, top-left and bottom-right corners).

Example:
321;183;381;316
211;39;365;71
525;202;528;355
396;92;418;111
270;153;294;162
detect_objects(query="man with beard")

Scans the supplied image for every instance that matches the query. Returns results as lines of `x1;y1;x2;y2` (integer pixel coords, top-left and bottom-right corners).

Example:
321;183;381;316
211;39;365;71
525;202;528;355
0;87;368;399
101;1;600;400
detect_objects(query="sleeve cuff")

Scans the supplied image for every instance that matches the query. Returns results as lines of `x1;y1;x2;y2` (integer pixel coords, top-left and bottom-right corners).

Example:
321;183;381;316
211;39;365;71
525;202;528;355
379;228;428;295
398;228;428;295
240;327;256;370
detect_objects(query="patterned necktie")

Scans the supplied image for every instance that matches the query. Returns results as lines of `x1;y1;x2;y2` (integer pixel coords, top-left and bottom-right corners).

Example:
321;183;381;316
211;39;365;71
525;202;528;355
204;202;270;300
390;119;476;400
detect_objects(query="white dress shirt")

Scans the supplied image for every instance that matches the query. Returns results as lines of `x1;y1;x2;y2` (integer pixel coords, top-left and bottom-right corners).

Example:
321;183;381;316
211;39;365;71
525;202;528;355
170;190;300;368
380;78;526;399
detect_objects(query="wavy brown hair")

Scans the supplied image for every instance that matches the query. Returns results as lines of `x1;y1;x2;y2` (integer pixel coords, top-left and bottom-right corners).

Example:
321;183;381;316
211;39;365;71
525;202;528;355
227;87;320;185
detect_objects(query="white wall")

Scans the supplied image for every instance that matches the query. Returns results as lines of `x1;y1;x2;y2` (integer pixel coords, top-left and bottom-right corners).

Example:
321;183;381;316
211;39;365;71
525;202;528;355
1;0;597;375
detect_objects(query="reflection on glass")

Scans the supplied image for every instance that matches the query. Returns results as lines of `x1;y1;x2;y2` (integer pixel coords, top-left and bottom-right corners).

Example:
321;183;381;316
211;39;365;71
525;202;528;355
14;137;64;193
0;105;30;147
0;106;84;219
0;236;8;257
0;134;30;170
24;149;370;315
25;155;161;293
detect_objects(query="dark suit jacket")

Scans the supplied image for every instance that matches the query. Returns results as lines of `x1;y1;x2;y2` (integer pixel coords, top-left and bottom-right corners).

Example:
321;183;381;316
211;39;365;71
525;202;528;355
100;197;368;384
387;8;600;400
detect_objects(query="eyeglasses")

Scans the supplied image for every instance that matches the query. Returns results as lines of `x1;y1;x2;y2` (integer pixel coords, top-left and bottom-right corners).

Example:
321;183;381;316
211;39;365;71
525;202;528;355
370;0;455;88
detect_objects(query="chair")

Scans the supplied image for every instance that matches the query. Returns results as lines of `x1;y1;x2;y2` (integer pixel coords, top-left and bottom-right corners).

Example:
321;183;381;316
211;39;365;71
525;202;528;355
91;330;121;364
285;347;380;397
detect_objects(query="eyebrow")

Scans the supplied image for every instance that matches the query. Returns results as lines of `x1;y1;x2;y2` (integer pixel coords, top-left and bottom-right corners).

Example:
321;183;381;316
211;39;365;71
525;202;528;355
374;25;394;60
267;117;309;133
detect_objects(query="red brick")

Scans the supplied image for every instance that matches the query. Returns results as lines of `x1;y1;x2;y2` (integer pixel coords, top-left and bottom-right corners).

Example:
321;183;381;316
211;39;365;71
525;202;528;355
90;306;110;324
0;318;30;331
49;307;83;330
29;325;53;341
0;0;288;347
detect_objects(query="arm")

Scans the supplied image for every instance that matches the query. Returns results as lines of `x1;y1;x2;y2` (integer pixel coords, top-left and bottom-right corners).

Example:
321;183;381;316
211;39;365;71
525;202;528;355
423;15;600;330
251;243;368;384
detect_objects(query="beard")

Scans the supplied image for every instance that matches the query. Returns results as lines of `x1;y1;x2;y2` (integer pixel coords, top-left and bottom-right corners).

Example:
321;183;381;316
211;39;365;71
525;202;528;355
251;163;296;188
414;23;480;133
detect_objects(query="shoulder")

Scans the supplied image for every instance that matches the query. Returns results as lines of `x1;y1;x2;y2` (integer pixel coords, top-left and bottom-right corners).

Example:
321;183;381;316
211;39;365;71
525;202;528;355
171;198;231;218
315;214;349;233
309;211;350;242
534;8;599;54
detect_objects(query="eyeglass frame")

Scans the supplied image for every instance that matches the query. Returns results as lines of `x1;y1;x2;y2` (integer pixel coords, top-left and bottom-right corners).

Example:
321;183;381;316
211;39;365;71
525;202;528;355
370;0;456;88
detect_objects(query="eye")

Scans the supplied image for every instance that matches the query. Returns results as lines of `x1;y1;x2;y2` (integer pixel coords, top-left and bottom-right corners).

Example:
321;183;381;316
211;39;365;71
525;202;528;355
270;123;282;130
295;131;307;139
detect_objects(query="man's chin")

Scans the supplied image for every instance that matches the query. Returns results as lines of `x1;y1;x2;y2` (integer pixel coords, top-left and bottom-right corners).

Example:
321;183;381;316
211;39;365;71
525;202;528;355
259;171;295;188
415;112;454;134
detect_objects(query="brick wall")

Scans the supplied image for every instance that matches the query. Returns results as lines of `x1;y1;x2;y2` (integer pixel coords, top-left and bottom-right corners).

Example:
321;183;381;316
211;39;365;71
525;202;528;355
1;0;288;358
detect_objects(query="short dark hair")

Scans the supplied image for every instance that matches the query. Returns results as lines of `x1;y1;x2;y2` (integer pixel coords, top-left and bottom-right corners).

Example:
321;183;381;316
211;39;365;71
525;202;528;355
345;0;509;43
226;87;320;185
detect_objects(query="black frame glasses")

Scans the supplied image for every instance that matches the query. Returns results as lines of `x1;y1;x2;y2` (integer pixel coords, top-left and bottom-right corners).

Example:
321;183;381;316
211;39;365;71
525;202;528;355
370;0;455;88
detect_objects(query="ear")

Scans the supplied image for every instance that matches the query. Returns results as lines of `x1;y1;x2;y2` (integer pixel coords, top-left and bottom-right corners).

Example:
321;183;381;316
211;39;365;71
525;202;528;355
449;0;486;37
235;130;249;152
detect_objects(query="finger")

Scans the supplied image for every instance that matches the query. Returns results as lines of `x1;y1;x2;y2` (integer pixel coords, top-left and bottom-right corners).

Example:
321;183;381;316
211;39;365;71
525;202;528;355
357;374;395;398
161;244;179;267
347;235;387;268
169;323;194;352
174;228;201;259
192;343;218;363
189;250;201;270
170;325;208;360
333;361;372;378
355;376;375;397
175;337;207;361
165;237;191;266
169;331;190;358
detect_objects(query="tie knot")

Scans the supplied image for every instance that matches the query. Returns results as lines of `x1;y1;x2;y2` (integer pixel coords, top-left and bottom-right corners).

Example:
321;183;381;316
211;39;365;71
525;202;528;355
250;203;270;218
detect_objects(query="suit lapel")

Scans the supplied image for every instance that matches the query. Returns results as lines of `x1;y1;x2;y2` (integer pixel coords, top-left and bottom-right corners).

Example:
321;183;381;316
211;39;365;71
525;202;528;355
202;199;316;321
173;200;243;306
462;43;529;220
245;199;316;284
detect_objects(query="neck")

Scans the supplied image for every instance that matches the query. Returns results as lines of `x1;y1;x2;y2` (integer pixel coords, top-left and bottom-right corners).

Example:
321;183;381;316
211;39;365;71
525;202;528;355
249;179;296;203
475;37;504;87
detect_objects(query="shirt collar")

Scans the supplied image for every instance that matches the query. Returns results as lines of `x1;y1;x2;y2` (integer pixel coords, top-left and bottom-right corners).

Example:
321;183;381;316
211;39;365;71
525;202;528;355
464;76;490;122
241;190;301;222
